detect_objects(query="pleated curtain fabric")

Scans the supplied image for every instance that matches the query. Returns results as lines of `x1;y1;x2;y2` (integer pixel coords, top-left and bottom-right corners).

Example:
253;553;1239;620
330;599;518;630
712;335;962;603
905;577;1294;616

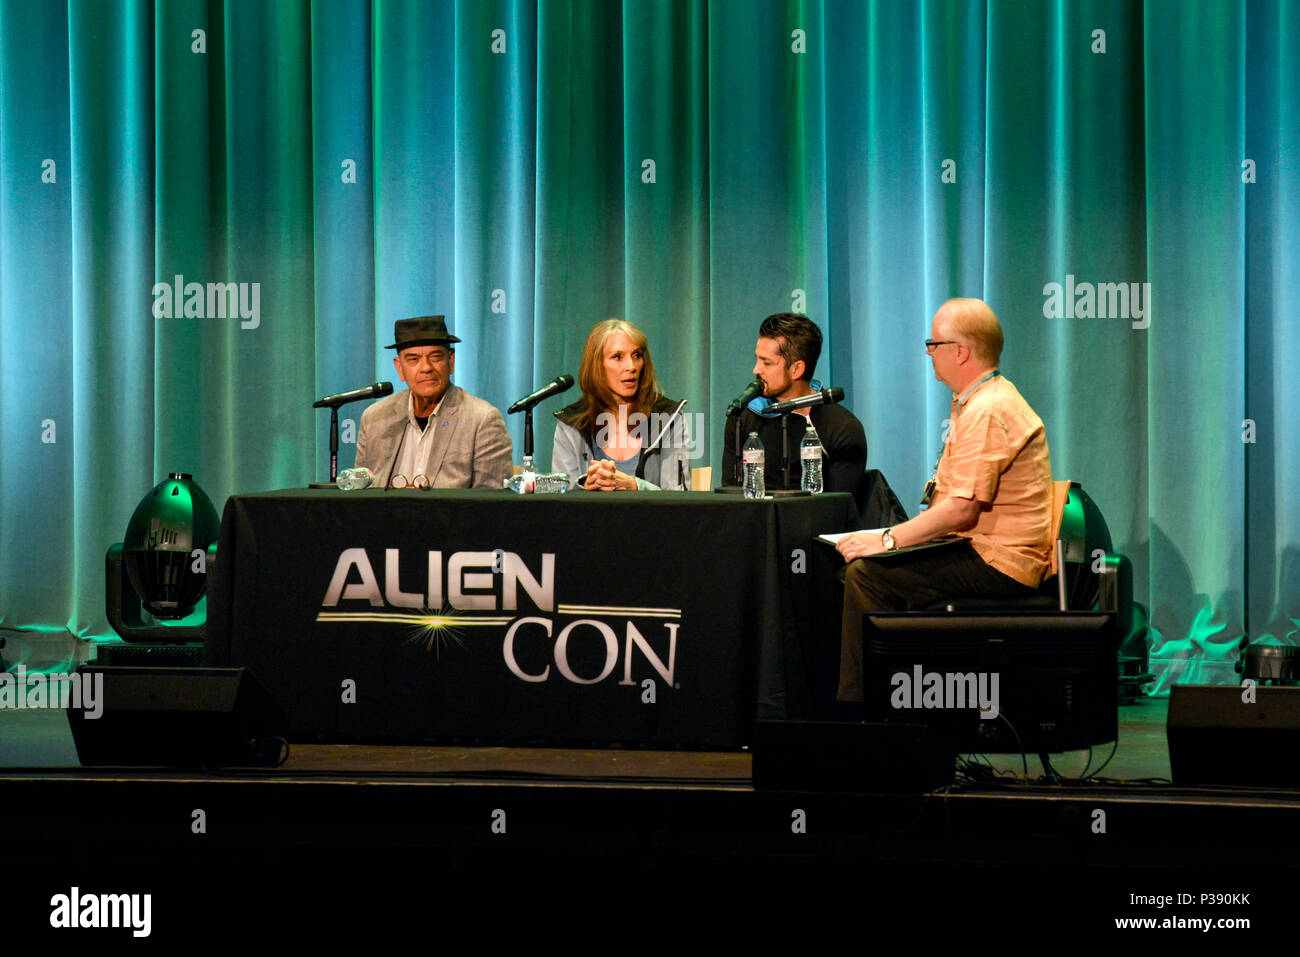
0;0;1297;691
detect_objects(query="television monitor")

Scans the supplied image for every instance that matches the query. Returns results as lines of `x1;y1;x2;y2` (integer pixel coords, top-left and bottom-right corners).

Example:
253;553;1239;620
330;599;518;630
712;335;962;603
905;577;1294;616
862;611;1118;755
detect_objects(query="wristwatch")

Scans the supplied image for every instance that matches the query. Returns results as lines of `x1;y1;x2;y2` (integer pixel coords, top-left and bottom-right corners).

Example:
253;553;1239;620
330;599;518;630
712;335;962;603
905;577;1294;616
881;527;897;551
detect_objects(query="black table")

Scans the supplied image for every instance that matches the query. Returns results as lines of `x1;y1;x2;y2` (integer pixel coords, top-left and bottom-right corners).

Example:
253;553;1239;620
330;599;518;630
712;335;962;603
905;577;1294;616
205;488;857;749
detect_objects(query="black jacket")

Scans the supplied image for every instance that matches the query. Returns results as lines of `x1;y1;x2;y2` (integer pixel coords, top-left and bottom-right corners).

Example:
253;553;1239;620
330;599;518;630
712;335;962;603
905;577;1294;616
720;403;868;496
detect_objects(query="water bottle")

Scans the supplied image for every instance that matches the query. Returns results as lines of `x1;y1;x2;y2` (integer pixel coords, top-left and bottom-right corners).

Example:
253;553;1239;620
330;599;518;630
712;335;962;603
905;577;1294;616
506;455;538;494
336;467;373;491
535;472;570;493
742;432;765;499
800;423;824;494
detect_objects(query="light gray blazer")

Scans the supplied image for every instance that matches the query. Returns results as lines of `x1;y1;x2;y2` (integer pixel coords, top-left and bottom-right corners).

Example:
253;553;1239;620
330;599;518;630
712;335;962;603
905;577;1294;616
354;384;514;489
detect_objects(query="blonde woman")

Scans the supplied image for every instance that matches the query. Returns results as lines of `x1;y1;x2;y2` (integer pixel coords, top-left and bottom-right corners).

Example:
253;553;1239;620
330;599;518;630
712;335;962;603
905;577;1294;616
551;319;691;491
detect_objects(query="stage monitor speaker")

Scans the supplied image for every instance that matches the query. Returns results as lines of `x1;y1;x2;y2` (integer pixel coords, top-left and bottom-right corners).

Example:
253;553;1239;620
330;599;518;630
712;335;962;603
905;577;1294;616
1167;684;1300;788
752;720;954;793
67;666;287;768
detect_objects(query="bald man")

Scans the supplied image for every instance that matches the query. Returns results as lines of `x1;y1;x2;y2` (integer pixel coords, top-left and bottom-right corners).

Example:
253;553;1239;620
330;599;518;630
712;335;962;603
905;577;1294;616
835;298;1054;702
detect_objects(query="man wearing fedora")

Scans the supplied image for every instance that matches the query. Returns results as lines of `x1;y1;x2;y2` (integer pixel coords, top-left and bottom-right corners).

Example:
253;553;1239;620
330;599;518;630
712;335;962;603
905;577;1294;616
355;315;514;489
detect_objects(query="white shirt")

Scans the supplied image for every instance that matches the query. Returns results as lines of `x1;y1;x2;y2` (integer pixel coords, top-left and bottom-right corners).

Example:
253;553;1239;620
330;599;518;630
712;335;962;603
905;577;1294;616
391;392;447;485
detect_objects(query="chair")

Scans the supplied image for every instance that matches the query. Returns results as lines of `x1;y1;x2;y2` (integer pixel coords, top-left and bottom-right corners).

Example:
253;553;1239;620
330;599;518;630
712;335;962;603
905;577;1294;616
857;468;909;528
924;481;1133;627
901;482;1133;773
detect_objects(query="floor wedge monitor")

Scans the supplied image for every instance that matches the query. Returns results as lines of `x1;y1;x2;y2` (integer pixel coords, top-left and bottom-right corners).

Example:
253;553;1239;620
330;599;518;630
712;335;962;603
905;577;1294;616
66;666;287;768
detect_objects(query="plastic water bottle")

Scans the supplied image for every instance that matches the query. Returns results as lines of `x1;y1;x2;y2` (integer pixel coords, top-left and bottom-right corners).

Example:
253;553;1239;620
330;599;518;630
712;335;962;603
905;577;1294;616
336;467;373;491
742;432;765;499
800;423;824;494
506;455;538;494
535;472;570;493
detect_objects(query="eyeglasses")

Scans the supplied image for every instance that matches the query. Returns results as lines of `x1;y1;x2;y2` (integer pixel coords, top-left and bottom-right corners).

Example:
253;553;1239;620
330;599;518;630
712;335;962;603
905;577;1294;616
390;473;430;489
925;339;960;354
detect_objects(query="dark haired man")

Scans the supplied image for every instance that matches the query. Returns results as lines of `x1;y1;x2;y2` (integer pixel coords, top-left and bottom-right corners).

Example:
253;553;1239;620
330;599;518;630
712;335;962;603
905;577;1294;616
720;313;867;494
355;315;513;489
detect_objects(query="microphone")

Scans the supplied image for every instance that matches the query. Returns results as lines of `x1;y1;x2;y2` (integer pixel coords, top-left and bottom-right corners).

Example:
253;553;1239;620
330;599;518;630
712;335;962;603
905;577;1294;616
508;374;574;414
313;382;394;408
765;387;845;415
726;378;764;418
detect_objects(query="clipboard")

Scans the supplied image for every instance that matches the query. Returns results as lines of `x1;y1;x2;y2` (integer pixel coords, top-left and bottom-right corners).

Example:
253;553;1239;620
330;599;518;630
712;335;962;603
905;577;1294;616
815;529;969;559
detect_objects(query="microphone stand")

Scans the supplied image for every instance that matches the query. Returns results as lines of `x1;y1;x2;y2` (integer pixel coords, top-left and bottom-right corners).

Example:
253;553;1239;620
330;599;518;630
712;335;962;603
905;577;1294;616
733;415;743;486
506;402;539;476
505;398;569;493
780;411;791;490
309;403;343;489
508;378;574;467
328;405;340;482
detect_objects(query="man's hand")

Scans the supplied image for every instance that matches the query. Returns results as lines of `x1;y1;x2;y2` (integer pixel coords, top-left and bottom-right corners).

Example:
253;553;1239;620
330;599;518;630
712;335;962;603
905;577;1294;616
835;495;980;561
836;530;887;562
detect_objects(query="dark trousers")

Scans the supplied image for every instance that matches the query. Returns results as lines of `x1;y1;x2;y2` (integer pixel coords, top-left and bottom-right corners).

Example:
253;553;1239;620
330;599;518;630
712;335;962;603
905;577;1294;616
837;541;1040;702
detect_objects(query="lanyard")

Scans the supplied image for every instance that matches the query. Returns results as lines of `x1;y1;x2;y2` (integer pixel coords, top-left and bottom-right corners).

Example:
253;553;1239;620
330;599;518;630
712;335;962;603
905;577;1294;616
928;369;1000;476
955;369;1000;408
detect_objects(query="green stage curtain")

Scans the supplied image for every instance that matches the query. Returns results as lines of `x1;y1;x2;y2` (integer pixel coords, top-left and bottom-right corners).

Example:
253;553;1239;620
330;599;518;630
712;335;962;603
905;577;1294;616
1;0;1297;691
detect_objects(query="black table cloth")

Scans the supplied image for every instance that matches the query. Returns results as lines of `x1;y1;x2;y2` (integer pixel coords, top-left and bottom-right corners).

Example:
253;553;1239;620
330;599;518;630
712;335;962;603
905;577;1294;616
205;488;856;749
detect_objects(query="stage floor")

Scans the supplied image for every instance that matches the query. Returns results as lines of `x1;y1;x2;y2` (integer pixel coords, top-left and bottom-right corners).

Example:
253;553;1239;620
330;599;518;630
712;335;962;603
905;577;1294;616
4;694;1298;938
3;694;1293;860
4;694;1171;781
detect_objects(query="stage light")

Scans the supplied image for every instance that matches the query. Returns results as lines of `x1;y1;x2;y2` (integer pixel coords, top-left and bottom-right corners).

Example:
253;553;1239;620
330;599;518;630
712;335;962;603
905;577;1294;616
122;473;219;620
1236;641;1300;686
106;474;219;647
